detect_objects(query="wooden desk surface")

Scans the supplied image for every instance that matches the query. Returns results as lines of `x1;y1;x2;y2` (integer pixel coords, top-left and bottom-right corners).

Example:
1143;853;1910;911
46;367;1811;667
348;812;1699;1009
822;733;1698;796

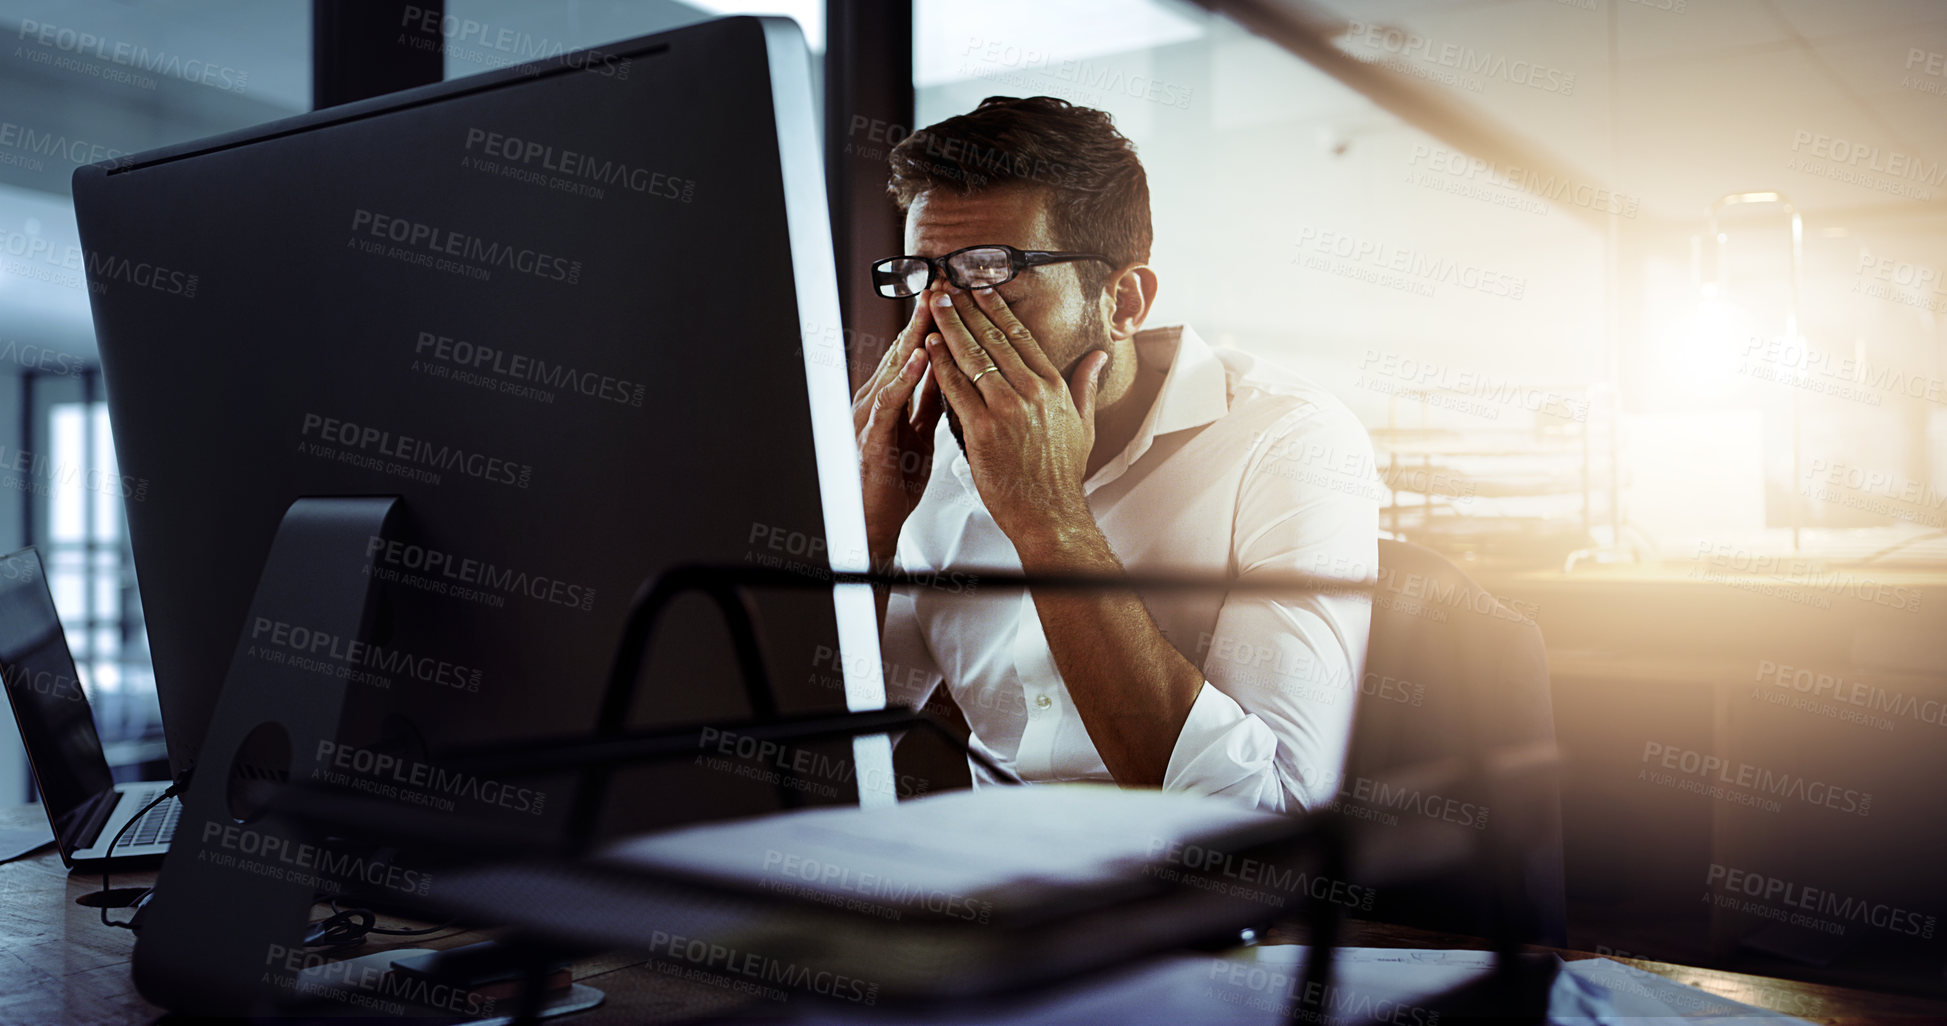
6;803;1944;1025
1265;921;1947;1026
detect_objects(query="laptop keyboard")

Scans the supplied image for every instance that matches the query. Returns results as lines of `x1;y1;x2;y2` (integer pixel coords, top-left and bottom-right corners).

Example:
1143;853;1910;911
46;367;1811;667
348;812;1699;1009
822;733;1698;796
127;792;181;848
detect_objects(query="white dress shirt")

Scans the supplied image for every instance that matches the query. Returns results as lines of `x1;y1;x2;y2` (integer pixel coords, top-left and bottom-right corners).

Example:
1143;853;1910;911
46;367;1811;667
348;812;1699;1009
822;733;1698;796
881;324;1378;813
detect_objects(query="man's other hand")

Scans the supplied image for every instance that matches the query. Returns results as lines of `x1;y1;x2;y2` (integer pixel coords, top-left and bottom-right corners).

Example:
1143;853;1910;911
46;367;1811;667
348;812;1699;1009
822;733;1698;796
853;296;946;564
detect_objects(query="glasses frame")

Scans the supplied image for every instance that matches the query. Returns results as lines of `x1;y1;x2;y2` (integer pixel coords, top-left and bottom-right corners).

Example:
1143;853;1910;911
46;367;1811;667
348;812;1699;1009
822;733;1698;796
870;244;1114;299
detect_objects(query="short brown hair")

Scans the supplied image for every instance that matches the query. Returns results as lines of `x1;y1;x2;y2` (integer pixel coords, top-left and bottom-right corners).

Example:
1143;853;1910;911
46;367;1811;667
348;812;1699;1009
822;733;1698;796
887;96;1151;293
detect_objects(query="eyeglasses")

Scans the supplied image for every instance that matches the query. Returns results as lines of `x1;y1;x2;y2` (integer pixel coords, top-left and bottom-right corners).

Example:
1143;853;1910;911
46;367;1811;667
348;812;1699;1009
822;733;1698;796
870;244;1112;299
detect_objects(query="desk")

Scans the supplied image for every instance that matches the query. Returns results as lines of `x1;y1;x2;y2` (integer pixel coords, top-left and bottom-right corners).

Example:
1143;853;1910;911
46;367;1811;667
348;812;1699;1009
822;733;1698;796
5;803;1943;1025
0;805;749;1024
1266;922;1947;1025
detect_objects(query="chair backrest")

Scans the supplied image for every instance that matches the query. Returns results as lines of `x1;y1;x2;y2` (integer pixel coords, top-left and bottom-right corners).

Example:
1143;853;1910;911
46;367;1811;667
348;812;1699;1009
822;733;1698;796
1341;538;1567;946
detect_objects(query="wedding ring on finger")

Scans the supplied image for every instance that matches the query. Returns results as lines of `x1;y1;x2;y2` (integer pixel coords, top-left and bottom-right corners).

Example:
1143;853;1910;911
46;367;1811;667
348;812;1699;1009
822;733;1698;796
971;365;1000;386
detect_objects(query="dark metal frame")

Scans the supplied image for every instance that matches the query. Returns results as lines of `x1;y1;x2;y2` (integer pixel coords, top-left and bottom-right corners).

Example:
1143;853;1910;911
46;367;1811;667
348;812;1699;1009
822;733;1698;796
258;560;1562;1024
312;0;445;110
824;0;915;388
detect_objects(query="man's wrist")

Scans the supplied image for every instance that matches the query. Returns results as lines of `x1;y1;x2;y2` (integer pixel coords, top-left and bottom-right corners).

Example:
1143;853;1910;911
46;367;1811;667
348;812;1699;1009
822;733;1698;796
1009;510;1113;571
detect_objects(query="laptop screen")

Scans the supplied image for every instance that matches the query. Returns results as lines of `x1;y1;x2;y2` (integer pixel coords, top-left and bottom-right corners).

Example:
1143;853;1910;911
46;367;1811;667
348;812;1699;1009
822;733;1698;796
0;548;114;854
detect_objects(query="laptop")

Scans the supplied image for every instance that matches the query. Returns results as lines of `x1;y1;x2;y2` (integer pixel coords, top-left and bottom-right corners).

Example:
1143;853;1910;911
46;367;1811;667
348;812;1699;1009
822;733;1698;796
0;546;180;870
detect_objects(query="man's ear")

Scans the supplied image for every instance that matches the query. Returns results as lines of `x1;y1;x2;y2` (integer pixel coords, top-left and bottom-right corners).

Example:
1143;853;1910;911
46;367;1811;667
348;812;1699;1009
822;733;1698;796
1106;264;1160;341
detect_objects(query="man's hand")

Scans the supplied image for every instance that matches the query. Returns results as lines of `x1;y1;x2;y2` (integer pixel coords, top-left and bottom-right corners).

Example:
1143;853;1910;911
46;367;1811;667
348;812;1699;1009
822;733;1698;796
924;286;1110;549
853;297;946;565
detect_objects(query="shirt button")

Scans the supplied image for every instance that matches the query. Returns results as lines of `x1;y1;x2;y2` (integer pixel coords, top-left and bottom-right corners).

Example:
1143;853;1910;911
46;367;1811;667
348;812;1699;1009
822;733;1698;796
1035;694;1052;710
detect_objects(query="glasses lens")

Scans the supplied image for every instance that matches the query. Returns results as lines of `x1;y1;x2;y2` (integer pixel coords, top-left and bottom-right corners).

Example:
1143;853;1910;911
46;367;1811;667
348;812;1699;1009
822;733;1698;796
947;247;1013;289
873;257;932;298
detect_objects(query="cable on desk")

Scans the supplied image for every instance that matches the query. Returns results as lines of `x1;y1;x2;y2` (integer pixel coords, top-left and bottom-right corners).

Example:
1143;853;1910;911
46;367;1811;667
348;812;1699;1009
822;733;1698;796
96;765;192;930
308;897;460;949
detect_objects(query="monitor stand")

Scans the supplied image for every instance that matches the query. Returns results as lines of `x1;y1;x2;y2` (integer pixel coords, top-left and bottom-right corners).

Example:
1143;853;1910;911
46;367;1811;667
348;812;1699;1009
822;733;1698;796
132;496;401;1016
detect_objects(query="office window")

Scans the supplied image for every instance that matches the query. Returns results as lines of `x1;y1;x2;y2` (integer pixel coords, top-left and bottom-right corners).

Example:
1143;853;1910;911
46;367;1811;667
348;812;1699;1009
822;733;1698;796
911;1;1611;567
442;2;826;78
909;0;1946;570
42;395;158;764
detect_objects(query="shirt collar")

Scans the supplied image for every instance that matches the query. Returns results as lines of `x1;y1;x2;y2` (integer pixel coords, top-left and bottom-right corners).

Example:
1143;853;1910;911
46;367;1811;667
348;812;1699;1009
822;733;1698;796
1085;324;1230;491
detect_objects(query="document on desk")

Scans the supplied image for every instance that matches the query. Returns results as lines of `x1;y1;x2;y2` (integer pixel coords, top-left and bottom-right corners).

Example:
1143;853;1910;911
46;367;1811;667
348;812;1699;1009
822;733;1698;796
785;948;1815;1026
597;782;1292;924
0;822;53;863
1556;956;1817;1024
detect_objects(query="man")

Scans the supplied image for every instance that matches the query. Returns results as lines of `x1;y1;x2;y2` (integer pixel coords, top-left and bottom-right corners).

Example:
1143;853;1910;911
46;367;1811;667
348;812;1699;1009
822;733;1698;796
852;96;1376;814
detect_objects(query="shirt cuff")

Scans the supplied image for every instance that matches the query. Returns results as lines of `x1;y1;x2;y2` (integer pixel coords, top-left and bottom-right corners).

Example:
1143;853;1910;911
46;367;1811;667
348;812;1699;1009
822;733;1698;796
1162;682;1284;812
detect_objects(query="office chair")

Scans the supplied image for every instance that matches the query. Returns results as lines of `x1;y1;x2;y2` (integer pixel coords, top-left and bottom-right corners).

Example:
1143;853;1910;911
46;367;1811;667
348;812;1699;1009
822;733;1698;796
1342;538;1568;947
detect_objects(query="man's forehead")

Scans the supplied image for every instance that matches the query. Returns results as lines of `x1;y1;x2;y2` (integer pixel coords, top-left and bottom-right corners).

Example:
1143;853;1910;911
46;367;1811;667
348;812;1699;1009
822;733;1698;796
904;185;1054;253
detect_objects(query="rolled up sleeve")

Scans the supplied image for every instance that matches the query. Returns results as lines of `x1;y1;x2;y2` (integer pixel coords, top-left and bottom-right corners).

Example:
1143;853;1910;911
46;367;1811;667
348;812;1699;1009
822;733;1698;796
1161;403;1378;814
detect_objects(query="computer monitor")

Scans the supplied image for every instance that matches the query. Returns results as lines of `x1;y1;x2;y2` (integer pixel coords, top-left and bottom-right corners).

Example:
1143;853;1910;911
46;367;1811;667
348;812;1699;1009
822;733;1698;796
71;20;887;1008
73;14;886;829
